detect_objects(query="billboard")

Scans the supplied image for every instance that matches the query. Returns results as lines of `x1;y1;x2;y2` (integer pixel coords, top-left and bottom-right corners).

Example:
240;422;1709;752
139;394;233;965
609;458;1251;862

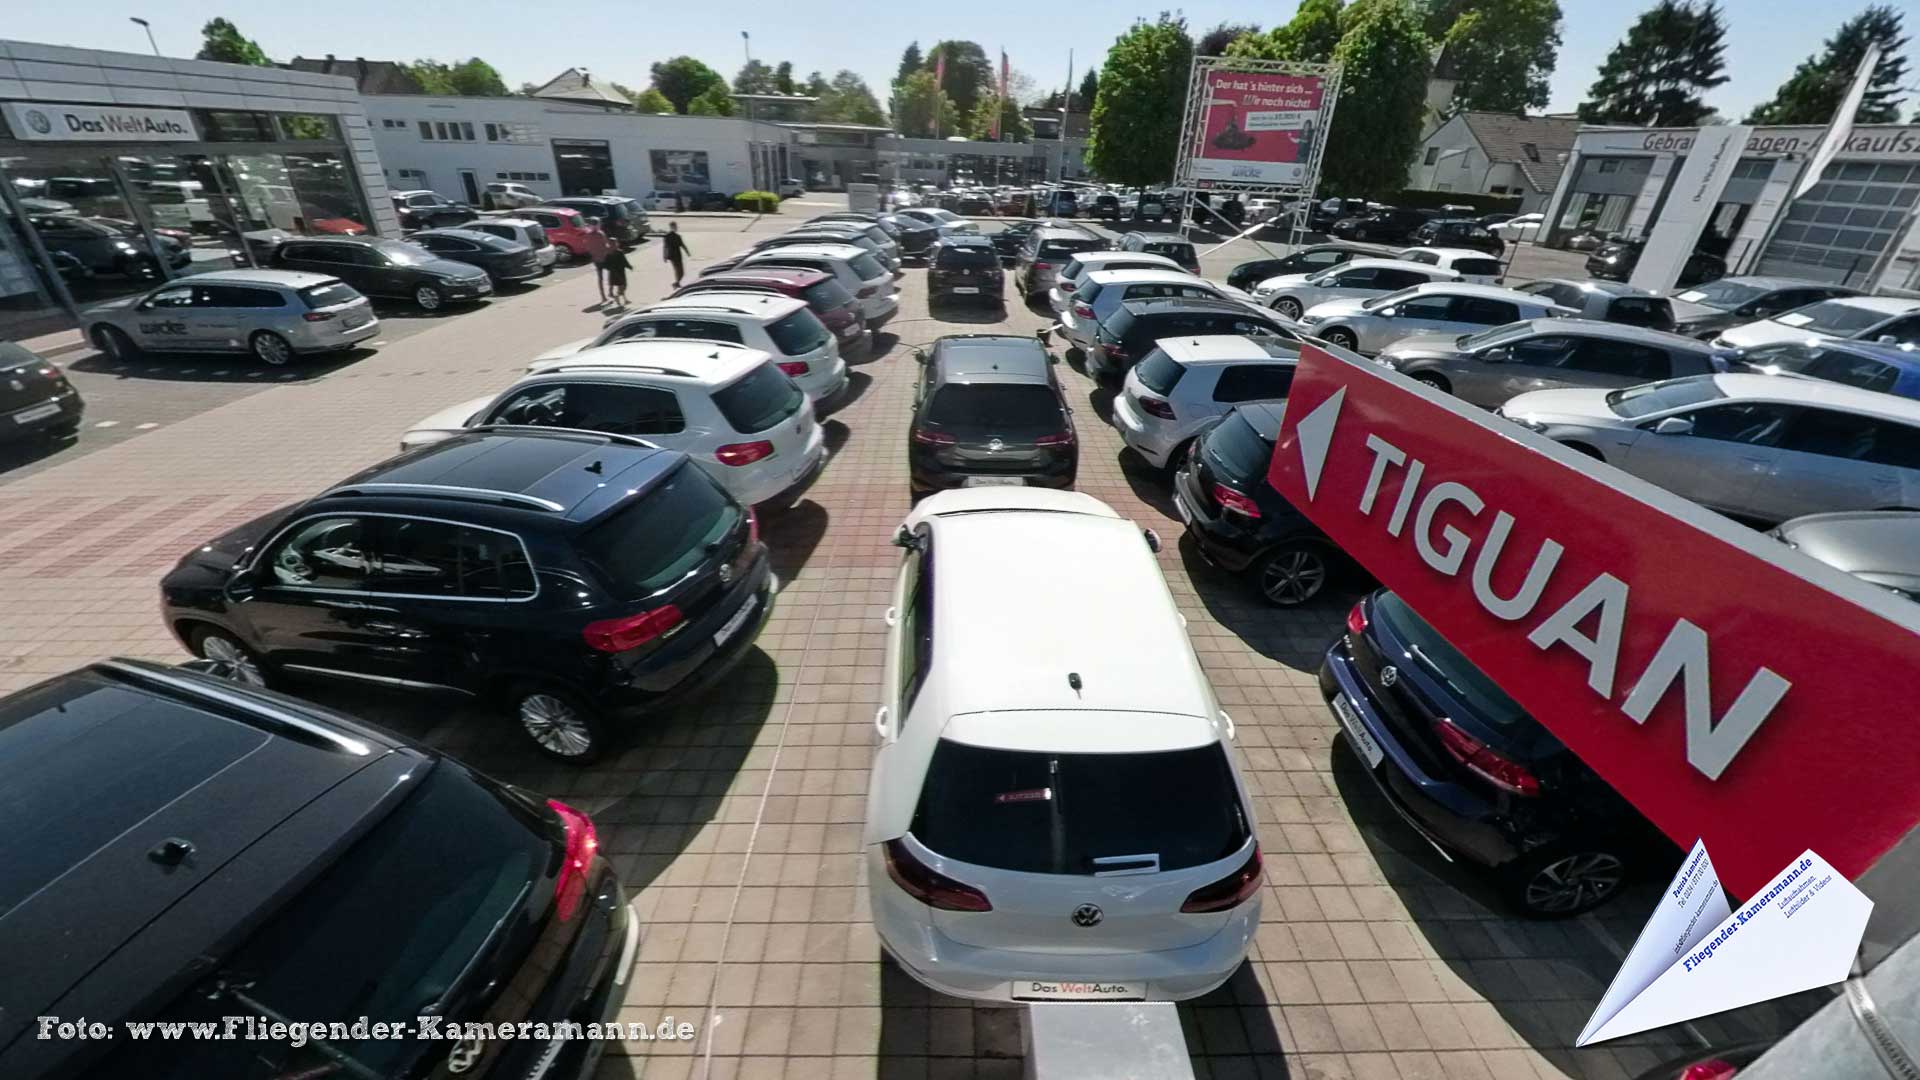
649;149;711;194
1265;344;1920;897
1187;71;1327;186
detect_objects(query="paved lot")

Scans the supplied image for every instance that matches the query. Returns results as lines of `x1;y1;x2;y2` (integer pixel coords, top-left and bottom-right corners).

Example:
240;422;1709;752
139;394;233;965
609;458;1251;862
0;202;1819;1079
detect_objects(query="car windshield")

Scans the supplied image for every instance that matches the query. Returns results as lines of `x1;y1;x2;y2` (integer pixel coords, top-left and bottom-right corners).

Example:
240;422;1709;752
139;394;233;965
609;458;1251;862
1459;323;1534;350
712;360;805;433
925;383;1062;433
579;464;741;598
1204;410;1274;481
911;741;1250;874
1674;279;1772;311
1363;287;1423;311
847;252;886;280
1774;301;1896;335
935;246;998;269
373;241;434;266
1372;593;1527;728
802;279;855;310
1606;376;1727;417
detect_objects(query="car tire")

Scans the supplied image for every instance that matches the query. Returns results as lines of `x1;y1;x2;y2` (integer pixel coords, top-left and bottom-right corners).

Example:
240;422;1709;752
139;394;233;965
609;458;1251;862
91;324;140;361
1561;441;1605;461
189;625;270;689
1410;371;1451;394
1502;846;1630;918
414;283;446;312
1274;297;1303;320
511;683;612;764
249;330;295;367
1252;542;1332;607
1322;327;1359;352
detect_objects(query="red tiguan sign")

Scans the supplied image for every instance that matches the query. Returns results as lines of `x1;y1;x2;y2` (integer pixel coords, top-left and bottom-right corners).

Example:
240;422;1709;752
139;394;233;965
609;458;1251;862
1267;345;1920;896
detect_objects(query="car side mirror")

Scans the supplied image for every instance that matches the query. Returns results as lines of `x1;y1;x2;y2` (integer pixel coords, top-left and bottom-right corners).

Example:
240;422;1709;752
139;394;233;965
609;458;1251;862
1482;347;1509;363
1378;306;1399;318
892;525;920;549
1878;335;1898;345
1653;416;1694;435
1142;528;1162;554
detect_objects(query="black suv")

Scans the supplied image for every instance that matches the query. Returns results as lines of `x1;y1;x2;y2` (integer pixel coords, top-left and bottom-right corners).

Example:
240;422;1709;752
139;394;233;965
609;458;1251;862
0;342;83;444
927;234;1006;307
1409;217;1505;256
160;430;773;762
1088;296;1298;381
1225;243;1393;291
0;659;632;1079
909;334;1077;496
543;197;647;247
271;237;493;312
390;189;479;230
409;228;544;287
1330;207;1433;243
1117;231;1201;273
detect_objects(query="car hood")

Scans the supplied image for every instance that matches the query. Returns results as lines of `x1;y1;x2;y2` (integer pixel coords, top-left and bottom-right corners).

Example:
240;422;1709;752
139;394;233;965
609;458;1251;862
1500;386;1620;422
1255;271;1316;294
401;393;494;449
530;335;596;366
1715;320;1807;349
422;256;487;279
1775;513;1920;585
1379;332;1467;362
169;503;298;580
1302;297;1368;320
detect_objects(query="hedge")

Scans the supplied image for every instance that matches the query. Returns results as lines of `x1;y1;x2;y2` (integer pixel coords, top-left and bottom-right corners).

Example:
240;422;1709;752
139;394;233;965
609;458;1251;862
1392;189;1524;214
733;191;780;213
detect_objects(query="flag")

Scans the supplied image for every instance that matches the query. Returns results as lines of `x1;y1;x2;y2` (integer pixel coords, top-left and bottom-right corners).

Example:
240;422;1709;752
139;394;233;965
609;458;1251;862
991;49;1009;140
934;51;945;88
1794;43;1881;199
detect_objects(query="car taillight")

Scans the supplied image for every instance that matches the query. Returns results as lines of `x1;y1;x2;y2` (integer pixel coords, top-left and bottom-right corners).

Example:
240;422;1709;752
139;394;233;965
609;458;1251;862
911;427;956;445
778;360;811;376
1035;431;1074;446
884;839;992;911
857;284;880;298
546;799;599;922
1180;844;1263;913
1033;261;1053;272
1072;302;1095;320
1679;1062;1740;1080
1102;343;1128;360
1061;280;1077;293
582;605;685;652
715;440;775;466
1212;483;1261;518
1432;720;1542;796
1139;396;1176;420
1346;600;1369;636
303;310;335;322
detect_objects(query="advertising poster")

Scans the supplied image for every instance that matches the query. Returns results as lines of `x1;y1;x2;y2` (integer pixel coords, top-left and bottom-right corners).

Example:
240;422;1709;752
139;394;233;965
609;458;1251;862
1189;72;1326;185
649;150;711;194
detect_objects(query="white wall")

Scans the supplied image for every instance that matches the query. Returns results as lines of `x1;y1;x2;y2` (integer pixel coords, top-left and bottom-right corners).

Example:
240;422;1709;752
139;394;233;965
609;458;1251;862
1408;114;1482;191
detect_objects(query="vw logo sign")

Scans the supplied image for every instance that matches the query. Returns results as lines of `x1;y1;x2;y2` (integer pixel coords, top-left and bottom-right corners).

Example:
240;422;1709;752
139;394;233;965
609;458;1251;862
24;109;53;135
718;562;734;586
1379;665;1399;688
987;437;1004;452
1070;903;1103;928
447;1037;485;1073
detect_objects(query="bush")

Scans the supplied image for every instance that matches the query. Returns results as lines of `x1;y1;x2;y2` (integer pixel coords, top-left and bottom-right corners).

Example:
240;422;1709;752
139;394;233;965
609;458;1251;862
733;191;780;213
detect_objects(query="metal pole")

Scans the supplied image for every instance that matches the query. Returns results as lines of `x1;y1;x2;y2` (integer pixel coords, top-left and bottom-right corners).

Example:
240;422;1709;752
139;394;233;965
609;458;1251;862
130;17;159;57
741;32;755;126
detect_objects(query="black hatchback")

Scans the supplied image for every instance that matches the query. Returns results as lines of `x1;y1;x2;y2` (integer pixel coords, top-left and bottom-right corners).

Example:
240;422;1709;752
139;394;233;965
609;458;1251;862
908;334;1077;496
159;429;773;762
0;342;83;444
0;659;634;1080
1089;296;1298;380
271;236;494;312
927;235;1006;306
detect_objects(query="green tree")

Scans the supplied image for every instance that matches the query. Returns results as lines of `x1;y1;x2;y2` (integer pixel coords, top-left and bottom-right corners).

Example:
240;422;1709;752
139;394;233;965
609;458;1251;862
1306;0;1434;197
814;71;888;126
928;41;996;116
629;86;674;114
896;43;925;86
1442;0;1562;113
1197;22;1260;56
774;61;796;94
195;18;270;66
734;59;777;94
687;82;737;116
442;58;509;96
1422;0;1473;38
1075;67;1100;109
1085;14;1193;187
650;56;727;114
1746;6;1910;124
803;71;832;97
965;95;1033;140
894;69;960;136
1577;0;1729;127
1227;0;1343;63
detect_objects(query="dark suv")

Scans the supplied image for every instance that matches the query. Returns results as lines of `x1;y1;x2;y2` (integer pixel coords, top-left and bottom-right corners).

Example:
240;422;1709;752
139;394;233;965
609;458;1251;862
0;659;632;1079
1331;207;1433;243
927;234;1006;306
160;429;773;762
544;197;647;247
1409;217;1505;255
0;342;83;444
271;236;493;312
909;334;1077;496
1089;296;1298;381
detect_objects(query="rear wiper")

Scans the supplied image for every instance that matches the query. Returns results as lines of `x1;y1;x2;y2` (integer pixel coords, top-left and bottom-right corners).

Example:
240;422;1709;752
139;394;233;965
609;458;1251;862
204;975;381;1080
422;879;533;1019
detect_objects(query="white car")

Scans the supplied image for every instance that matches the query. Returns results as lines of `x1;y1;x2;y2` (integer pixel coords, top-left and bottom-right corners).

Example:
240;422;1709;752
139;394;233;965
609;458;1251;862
1493;213;1545;243
1254;258;1462;319
739;242;899;327
401;340;827;507
894;207;979;236
480;181;541;210
1047;251;1184;316
469;216;559;270
1711;296;1920;352
1112;335;1300;469
867;488;1262;1003
531;293;848;404
778;178;806;198
1297;282;1572;354
1060;269;1258;354
1393;246;1504;285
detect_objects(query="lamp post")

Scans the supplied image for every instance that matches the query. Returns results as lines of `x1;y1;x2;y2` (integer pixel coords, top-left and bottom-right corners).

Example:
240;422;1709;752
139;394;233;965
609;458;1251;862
129;17;160;57
740;30;755;127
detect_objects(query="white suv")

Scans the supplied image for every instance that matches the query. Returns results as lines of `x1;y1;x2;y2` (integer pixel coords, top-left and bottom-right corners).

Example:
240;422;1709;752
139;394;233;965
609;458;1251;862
1114;335;1300;469
738;242;899;328
532;293;848;404
867;488;1261;1003
400;341;827;507
1059;269;1254;354
1046;251;1184;316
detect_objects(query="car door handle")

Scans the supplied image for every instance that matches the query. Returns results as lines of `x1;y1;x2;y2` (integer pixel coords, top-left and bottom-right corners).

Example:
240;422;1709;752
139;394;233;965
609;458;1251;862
883;606;898;627
873;705;891;738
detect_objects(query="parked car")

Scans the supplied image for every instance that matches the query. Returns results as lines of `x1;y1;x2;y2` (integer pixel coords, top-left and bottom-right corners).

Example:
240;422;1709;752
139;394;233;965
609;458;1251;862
1059;269;1256;355
778;177;806;198
543;196;648;247
1586;237;1727;286
1086;296;1300;381
515;206;608;263
1013;225;1106;297
470;215;559;271
988;218;1045;260
86;270;378;366
162;428;774;760
791;219;903;263
390;188;478;230
271;236;492;312
1323;590;1672;916
893;206;978;239
0;659;635;1078
1115;231;1203;274
1725;339;1920;400
24;213;189;278
1664;276;1859;340
1134;190;1179;222
674;266;868;351
1113;334;1299;470
408;227;543;287
480;180;542;210
1492;212;1545;243
1088;193;1122;220
0;341;82;441
1255;258;1461;320
738;242;899;328
751;224;900;274
1513;278;1677;330
532;293;848;404
867;488;1260;1001
1310;197;1373;231
1711;296;1920;352
1562;228;1610;252
1394;246;1504;285
927;234;1006;307
1224;243;1394;291
1047;251;1185;315
1298;282;1572;355
1772;510;1920;600
1173;403;1349;606
1330;207;1433;243
879;213;939;256
908;334;1076;495
1499;373;1920;523
1409;218;1505;256
1380;319;1722;408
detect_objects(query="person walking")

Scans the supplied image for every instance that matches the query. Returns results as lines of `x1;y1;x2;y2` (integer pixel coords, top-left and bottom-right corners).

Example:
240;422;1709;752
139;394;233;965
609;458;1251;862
662;223;691;288
600;245;632;308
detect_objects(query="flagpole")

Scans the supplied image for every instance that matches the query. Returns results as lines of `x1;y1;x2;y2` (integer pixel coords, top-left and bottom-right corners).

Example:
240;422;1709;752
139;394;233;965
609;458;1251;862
1060;49;1073;183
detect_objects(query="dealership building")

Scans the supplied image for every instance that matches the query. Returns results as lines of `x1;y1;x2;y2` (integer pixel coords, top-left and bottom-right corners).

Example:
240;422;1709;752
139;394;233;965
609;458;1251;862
1539;123;1920;293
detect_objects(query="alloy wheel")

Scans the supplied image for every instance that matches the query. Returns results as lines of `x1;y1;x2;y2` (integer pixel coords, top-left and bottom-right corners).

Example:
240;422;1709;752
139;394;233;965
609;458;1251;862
520;693;595;758
1523;852;1625;915
1260;547;1328;606
415;285;444;311
1412;373;1449;393
251;332;293;366
198;634;266;687
1324;329;1357;351
1276;298;1302;319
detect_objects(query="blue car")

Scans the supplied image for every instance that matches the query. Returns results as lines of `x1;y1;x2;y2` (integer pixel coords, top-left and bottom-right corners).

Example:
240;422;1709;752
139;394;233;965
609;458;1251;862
1724;338;1920;401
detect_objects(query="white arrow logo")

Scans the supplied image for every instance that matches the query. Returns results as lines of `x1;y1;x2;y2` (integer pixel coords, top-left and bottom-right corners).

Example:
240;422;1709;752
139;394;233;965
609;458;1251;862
1294;386;1345;502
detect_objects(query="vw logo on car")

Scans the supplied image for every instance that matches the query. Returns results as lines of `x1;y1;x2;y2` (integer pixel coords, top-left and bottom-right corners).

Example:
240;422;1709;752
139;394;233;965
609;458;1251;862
1070;903;1103;928
1379;664;1399;687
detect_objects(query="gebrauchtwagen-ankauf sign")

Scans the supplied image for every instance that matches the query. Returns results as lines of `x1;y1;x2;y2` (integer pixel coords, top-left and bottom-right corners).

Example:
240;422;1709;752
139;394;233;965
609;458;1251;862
2;102;198;143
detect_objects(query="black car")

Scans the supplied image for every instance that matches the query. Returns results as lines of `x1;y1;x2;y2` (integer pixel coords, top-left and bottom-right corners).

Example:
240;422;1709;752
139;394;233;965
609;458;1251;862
390;188;478;230
988;218;1050;260
24;213;190;278
927;234;1006;306
1225;243;1393;291
880;213;938;256
909;334;1076;496
1117;230;1202;273
0;659;633;1080
1587;238;1728;287
1088;194;1122;220
1087;296;1298;381
1666;276;1860;339
409;227;543;287
1321;590;1675;916
1173;403;1349;607
1330;207;1433;243
1409;217;1506;256
543;197;646;247
160;429;774;762
0;341;83;443
271;236;494;312
1310;198;1371;231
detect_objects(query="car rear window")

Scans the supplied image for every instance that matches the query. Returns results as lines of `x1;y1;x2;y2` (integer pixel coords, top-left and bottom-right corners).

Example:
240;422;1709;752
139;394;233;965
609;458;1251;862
1075;279;1106;305
1204;410;1274;481
1039;238;1103;258
1455;258;1501;276
1609;297;1676;330
712;360;805;432
1134;348;1187;395
802;279;855;310
579;463;742;598
925;383;1063;432
936;246;998;269
847;252;886;280
766;310;830;355
911;741;1250;874
299;282;360;309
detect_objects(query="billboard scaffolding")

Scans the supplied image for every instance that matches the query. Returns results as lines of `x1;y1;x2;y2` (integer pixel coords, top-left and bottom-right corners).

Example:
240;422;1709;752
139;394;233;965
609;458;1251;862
1172;55;1341;249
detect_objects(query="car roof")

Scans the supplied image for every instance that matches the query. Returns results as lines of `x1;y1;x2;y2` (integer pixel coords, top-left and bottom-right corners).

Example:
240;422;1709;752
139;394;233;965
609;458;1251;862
1402;281;1553;303
526;339;770;382
1232;402;1289;438
938;233;994;247
474;216;537;227
1715;275;1856;292
1086;268;1206;287
1159;334;1298;365
391;189;436;197
745;242;866;260
1032;225;1098;240
1128;233;1196;246
1774;511;1920;581
1819;296;1920;316
691;267;827;288
413;227;508;243
1522;317;1711;348
1408;247;1498;261
933;334;1052;382
1342;257;1455;272
1070;250;1175;267
1121;296;1267;317
637;292;806;320
1532;277;1660;298
166;268;337;289
1710;372;1920;421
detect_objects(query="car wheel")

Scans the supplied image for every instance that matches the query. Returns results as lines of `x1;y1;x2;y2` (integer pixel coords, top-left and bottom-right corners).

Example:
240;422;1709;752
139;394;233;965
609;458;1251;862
91;324;140;361
1322;327;1359;352
189;625;269;688
1254;542;1331;607
1274;297;1303;320
1504;846;1629;918
512;684;611;764
414;284;446;311
1411;371;1451;394
249;330;295;367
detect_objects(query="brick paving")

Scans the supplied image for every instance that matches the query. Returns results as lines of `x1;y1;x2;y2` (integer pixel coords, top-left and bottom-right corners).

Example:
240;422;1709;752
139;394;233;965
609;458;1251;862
0;213;1821;1079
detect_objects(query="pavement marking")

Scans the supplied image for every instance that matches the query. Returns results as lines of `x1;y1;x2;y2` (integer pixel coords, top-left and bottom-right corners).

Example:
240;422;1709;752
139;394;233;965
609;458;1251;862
92;420;118;428
135;422;159;430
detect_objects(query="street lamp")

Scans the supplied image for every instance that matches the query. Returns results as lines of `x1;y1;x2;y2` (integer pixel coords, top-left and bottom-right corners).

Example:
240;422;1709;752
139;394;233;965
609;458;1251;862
129;17;160;57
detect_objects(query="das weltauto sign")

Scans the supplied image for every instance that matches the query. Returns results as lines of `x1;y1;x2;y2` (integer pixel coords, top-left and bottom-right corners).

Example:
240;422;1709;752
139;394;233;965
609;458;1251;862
1268;345;1920;896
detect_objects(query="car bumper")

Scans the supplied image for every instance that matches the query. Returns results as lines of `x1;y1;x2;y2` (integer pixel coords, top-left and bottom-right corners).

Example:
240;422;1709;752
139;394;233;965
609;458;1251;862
598;563;776;714
861;293;900;326
1046;287;1069;314
735;424;829;506
802;361;850;405
1111;395;1183;468
932;280;1003;302
1;388;83;442
299;316;380;351
443;279;493;300
494;264;544;282
910;449;1075;494
1171;465;1264;574
535;247;560;268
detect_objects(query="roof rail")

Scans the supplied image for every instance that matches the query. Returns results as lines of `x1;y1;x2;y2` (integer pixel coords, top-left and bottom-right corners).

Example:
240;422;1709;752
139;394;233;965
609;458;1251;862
466;423;659;449
324;482;565;512
543;362;695;378
94;660;373;756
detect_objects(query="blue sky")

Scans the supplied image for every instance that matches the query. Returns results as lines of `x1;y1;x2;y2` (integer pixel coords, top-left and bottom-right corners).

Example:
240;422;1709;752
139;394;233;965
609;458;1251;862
5;0;1895;121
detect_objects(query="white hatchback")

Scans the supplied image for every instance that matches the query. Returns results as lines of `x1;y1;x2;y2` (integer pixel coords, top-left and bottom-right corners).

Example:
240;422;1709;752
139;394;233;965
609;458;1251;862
1059;269;1255;354
1046;250;1183;316
867;489;1262;1003
1113;335;1300;469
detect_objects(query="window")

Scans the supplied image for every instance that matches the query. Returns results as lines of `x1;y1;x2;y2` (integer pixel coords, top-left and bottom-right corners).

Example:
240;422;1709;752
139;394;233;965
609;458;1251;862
1449;297;1517;325
925;384;1064;432
605;317;744;346
434;122;449;140
1453;258;1501;278
1134;350;1186;395
1566;340;1672;380
577;466;743;599
370;520;535;598
1424;147;1441;166
1505;335;1577;367
713;362;805;433
1330;266;1379;288
1862;422;1920;470
766;311;829;356
1598;159;1621;174
484;382;686;436
1608;297;1677;331
1775;407;1885;461
1522;142;1541;163
1678;403;1793;445
1398;295;1459;321
485;123;499;142
196;285;284;309
1402;251;1438;265
896;535;933;720
265;517;374;590
1376;268;1434;290
461;122;475;141
142;286;195;310
1212;363;1295;403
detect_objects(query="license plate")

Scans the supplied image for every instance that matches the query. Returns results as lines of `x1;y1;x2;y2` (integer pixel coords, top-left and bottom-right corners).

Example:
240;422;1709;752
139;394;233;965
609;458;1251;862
1332;693;1385;768
964;476;1024;487
712;594;758;648
476;280;493;293
12;402;60;425
343;312;369;328
1013;980;1144;1002
952;286;979;294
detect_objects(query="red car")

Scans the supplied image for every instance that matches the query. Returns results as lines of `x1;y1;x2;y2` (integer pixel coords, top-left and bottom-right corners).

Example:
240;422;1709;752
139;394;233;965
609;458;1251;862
517;206;608;263
672;267;867;350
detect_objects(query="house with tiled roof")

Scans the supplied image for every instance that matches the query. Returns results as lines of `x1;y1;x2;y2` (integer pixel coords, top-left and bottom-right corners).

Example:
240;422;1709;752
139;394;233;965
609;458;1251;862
528;67;633;111
1406;110;1580;211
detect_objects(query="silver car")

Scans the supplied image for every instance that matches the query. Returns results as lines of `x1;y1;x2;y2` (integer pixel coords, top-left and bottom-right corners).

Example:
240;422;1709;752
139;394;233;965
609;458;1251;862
1378;318;1722;408
1713;296;1920;351
1253;258;1460;319
1513;278;1678;330
1297;282;1571;354
1500;373;1920;523
86;270;378;366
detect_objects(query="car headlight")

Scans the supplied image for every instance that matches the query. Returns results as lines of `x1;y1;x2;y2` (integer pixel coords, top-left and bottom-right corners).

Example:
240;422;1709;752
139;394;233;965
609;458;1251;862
1298;314;1325;325
1504;414;1549;433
